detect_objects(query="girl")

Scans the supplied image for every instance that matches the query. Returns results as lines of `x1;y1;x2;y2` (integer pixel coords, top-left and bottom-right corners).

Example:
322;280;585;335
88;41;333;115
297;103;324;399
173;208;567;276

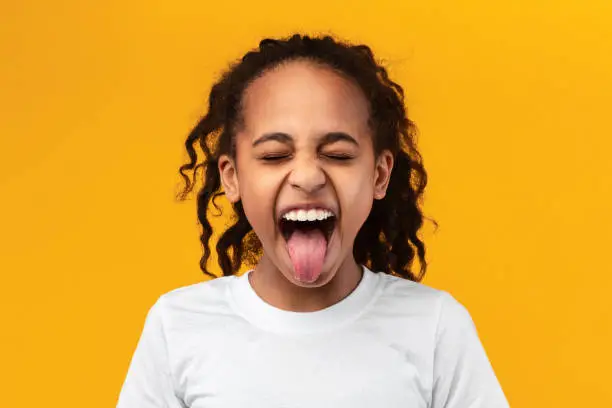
117;33;510;408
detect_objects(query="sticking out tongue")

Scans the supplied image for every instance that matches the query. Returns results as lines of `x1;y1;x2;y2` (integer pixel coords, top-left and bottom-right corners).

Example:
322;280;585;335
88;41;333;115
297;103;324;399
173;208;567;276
287;228;327;283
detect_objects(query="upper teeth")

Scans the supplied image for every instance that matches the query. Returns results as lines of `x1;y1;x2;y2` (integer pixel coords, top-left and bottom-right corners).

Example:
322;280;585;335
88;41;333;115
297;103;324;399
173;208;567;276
282;209;334;222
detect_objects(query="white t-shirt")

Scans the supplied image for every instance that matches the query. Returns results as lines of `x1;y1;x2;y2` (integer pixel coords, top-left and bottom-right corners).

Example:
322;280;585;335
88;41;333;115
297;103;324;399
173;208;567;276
116;265;510;408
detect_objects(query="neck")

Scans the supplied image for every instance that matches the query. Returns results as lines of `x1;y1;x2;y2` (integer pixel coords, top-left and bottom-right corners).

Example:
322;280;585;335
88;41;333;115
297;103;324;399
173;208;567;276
249;255;363;312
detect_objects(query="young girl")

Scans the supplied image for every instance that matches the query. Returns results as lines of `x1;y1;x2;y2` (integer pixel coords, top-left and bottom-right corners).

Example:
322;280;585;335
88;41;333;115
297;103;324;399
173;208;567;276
117;33;510;408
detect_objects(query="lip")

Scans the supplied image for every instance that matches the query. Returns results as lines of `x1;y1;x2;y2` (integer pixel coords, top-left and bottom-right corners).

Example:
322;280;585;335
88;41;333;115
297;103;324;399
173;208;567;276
276;202;339;223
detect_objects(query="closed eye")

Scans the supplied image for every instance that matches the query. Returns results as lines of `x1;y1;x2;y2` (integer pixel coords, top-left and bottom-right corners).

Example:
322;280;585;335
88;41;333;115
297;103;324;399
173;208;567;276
324;154;354;161
260;154;291;162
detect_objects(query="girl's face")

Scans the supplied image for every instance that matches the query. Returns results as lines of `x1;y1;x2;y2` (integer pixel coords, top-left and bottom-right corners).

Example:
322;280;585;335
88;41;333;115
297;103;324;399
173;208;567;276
219;59;393;287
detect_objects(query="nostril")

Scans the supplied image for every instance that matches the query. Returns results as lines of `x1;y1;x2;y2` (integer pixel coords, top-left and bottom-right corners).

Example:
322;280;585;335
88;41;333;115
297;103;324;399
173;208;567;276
288;169;327;193
290;183;326;194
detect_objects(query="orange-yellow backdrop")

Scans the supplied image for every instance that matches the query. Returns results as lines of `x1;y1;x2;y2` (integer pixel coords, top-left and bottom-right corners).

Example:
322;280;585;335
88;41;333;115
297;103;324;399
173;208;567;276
1;0;611;406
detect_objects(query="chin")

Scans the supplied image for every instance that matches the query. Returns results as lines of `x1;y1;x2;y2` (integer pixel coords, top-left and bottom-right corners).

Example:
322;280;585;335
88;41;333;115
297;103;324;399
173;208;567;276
278;269;332;289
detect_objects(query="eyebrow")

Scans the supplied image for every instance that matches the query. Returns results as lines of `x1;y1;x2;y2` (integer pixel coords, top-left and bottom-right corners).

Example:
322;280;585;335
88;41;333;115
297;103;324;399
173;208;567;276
252;132;359;148
252;132;293;147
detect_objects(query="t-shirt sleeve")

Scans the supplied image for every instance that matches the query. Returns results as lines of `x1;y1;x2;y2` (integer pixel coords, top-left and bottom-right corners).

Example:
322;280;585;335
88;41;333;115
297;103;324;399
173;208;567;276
431;291;510;408
116;296;185;408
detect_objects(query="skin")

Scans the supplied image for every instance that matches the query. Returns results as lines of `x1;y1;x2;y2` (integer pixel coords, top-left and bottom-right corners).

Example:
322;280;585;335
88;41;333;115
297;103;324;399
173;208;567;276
218;59;394;312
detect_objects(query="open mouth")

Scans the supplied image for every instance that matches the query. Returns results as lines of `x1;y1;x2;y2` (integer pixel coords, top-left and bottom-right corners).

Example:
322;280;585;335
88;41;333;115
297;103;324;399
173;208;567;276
277;209;338;282
278;215;337;244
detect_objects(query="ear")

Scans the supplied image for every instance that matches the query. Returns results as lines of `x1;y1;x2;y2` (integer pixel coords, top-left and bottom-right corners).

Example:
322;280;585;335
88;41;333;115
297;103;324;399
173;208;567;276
373;150;394;200
218;154;240;203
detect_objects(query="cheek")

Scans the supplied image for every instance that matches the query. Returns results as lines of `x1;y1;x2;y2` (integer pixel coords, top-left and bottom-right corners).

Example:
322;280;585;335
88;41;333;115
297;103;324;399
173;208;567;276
236;165;281;237
334;167;375;235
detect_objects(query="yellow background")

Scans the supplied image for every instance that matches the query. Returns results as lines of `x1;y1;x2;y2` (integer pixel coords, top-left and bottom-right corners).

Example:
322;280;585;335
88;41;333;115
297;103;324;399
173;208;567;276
1;0;611;406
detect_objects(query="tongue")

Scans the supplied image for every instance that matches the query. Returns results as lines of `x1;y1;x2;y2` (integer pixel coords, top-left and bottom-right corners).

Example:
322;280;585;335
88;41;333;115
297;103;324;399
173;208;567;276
287;228;327;283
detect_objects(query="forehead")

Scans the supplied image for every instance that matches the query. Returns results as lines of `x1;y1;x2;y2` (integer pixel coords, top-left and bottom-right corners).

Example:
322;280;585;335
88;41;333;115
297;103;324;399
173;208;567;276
239;60;371;138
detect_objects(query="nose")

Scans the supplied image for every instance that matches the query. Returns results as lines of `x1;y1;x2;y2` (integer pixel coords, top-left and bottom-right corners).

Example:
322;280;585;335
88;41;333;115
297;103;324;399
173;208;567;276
287;155;326;194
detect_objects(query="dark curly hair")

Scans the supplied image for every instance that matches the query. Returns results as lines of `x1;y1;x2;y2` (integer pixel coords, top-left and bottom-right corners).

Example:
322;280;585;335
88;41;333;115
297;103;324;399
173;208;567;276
176;33;438;282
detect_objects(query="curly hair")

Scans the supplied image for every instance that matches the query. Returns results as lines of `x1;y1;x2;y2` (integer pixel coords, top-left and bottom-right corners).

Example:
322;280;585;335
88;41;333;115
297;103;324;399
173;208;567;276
176;33;438;282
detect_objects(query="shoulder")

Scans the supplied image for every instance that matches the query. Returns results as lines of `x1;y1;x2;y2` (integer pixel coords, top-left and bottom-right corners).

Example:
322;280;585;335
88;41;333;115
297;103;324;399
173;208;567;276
151;274;237;320
371;269;471;327
376;271;443;300
373;270;445;309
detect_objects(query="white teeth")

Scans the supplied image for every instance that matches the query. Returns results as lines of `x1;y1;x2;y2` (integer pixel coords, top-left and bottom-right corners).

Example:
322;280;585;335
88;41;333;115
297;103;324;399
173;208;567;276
282;208;335;222
306;209;317;221
297;210;307;221
315;210;332;221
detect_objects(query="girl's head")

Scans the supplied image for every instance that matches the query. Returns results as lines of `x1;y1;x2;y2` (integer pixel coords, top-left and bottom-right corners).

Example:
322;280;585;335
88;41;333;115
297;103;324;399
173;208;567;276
178;33;436;284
